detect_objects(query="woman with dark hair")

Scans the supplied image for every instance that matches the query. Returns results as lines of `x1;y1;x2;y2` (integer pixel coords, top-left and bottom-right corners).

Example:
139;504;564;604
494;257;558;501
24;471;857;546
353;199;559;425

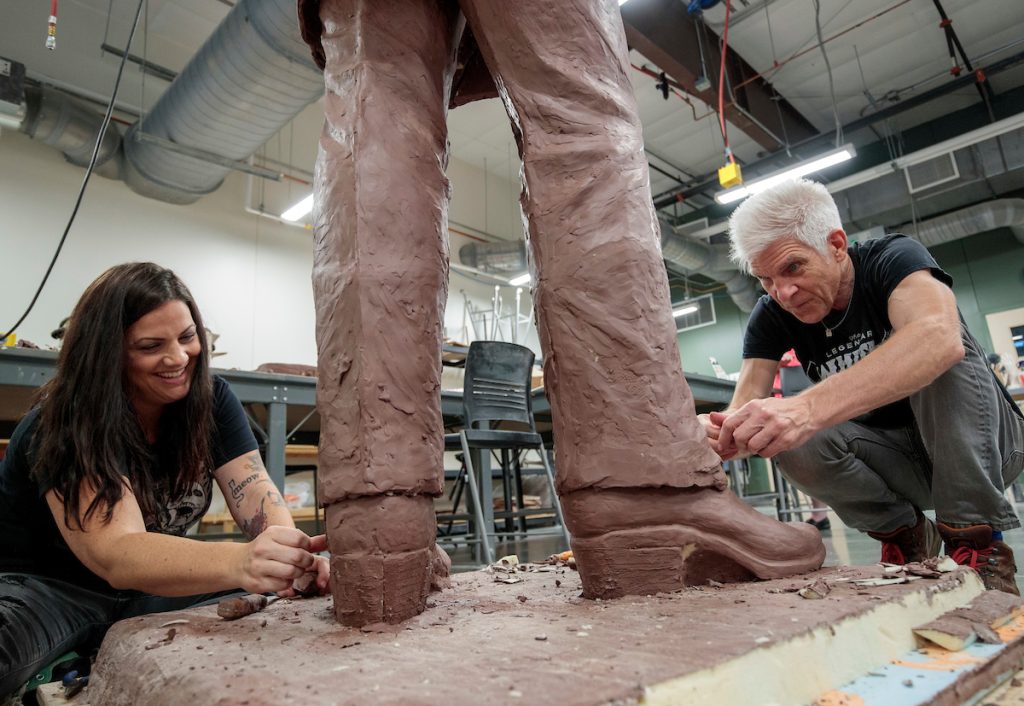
0;263;329;701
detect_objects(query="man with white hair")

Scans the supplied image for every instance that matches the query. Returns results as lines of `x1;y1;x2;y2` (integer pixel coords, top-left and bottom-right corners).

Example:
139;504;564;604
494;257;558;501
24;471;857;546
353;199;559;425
703;178;1024;594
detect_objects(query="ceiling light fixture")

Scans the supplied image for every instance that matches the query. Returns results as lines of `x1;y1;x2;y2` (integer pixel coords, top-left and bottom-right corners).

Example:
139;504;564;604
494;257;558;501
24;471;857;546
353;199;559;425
509;273;531;286
714;144;857;205
673;304;699;317
281;193;314;222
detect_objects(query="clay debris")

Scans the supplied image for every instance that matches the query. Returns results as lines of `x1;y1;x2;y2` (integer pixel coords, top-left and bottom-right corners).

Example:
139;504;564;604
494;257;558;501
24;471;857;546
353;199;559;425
486;554;570;584
542;550;577;571
842;556;957;587
798;579;832;600
794;557;959;598
913;590;1024;651
489;555;525;584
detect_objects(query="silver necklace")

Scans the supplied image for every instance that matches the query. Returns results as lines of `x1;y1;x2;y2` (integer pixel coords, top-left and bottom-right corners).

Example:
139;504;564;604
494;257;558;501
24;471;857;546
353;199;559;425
823;292;853;338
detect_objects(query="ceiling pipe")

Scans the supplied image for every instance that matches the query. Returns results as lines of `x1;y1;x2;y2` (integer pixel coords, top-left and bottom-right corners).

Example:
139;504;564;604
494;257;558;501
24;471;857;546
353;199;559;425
889;199;1024;247
658;219;760;312
122;0;323;204
458;222;760;313
653;48;1024;209
14;0;323;206
20;85;123;180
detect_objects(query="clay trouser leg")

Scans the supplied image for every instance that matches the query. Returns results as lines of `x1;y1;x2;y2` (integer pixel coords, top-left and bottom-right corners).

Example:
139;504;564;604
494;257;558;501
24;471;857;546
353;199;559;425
311;0;459;626
458;0;825;597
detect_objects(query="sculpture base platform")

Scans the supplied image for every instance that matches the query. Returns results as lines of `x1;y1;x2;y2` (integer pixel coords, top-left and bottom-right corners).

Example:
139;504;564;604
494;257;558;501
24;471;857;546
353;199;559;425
86;564;1006;706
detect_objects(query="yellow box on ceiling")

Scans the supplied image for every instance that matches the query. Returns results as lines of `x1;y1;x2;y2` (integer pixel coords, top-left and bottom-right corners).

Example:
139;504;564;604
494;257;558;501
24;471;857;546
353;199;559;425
718;161;743;188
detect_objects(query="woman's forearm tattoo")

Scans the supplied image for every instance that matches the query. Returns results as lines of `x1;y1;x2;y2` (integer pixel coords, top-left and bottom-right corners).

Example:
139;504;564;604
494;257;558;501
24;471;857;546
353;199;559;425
241;496;269;540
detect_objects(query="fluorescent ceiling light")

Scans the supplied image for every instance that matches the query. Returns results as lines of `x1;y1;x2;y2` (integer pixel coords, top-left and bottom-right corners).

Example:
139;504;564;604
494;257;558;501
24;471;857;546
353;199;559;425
1013;334;1022;341
673;304;699;317
281;193;314;222
509;273;531;286
715;144;857;205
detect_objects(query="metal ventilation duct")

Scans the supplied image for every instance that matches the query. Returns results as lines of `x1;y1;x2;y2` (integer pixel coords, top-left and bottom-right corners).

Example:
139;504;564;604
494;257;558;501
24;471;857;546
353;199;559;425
121;0;323;204
658;219;760;312
21;85;122;180
457;224;760;314
897;198;1024;247
16;0;324;205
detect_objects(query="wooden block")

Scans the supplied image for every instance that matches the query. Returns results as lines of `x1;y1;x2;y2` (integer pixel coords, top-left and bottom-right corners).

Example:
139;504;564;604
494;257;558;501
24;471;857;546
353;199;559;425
285;444;318;462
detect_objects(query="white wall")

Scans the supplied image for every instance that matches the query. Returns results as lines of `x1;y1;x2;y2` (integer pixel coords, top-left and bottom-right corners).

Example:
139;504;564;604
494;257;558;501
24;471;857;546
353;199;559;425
0;130;538;371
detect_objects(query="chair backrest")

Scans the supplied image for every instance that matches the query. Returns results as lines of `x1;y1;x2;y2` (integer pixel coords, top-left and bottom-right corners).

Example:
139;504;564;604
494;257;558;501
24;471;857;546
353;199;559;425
463;341;536;430
779;365;813;397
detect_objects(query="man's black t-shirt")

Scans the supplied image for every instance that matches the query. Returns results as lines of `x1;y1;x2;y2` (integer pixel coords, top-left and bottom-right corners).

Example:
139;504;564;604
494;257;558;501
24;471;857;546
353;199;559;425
743;234;1013;428
0;375;258;590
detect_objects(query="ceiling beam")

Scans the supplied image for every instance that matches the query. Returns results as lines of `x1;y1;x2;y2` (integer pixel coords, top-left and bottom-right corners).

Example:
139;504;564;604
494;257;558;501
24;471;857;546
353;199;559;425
619;0;817;152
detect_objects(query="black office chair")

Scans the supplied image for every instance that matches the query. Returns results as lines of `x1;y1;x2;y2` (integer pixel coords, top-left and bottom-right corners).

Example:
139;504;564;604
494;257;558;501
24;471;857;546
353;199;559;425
441;341;570;565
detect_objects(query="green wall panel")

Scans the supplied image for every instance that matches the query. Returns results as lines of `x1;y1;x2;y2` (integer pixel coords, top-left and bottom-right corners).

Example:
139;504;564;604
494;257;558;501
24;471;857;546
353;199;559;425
676;292;750;376
929;228;1024;353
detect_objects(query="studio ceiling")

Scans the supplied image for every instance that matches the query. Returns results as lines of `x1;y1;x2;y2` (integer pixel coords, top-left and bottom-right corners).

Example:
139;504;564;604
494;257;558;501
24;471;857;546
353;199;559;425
3;0;1024;235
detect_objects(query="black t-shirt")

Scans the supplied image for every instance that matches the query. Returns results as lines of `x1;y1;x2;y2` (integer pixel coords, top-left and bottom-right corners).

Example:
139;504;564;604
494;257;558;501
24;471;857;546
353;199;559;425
0;375;257;590
744;234;963;428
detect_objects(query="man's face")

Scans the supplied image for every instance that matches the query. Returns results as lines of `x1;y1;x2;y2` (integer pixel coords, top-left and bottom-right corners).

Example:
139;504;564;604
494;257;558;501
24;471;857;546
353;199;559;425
749;233;847;324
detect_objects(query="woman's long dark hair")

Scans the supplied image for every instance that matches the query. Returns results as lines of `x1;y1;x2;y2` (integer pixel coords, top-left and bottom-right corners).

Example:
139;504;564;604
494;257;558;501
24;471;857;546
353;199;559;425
32;263;214;530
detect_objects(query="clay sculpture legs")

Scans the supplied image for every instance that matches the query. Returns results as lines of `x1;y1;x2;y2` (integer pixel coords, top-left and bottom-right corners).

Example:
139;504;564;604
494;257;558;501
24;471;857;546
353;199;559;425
309;0;823;623
312;0;460;626
460;0;825;597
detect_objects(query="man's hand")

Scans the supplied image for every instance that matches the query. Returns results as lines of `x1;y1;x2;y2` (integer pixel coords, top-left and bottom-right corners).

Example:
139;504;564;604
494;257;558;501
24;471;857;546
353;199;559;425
716;396;818;459
698;412;735;460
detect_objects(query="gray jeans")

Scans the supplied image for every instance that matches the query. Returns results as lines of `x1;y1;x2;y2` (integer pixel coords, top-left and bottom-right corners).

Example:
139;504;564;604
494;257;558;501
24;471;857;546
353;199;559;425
775;324;1024;534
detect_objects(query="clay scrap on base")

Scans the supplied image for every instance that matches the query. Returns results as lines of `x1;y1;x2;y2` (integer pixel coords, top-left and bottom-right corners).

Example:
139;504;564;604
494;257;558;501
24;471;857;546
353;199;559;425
90;565;985;706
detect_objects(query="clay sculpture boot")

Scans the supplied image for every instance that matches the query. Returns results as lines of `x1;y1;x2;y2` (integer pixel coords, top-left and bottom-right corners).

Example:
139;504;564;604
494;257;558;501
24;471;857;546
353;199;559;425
326;495;452;626
562;487;826;599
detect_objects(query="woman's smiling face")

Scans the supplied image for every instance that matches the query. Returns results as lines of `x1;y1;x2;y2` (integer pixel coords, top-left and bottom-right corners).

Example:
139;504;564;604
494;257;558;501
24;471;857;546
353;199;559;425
124;299;201;413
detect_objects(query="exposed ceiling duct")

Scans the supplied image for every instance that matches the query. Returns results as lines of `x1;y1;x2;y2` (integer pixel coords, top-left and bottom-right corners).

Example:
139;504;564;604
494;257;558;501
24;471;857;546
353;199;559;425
658;220;759;313
21;85;122;180
459;224;761;314
121;0;323;204
15;0;324;205
889;198;1024;247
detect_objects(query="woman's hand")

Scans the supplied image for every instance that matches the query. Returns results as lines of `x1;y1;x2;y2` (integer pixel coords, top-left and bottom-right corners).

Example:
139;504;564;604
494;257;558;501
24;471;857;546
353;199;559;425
277;534;331;598
235;525;321;594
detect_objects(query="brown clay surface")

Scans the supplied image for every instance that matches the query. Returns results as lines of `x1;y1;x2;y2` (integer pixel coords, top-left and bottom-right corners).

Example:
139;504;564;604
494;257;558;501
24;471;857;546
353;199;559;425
90;565;974;706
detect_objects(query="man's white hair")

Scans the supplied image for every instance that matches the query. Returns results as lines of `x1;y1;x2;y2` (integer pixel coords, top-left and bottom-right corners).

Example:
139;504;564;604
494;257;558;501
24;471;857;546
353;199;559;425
728;178;844;273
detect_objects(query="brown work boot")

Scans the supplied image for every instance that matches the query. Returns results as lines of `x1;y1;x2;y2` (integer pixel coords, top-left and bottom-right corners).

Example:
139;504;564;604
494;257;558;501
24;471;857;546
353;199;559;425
560;487;826;599
866;511;942;565
937;522;1020;595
